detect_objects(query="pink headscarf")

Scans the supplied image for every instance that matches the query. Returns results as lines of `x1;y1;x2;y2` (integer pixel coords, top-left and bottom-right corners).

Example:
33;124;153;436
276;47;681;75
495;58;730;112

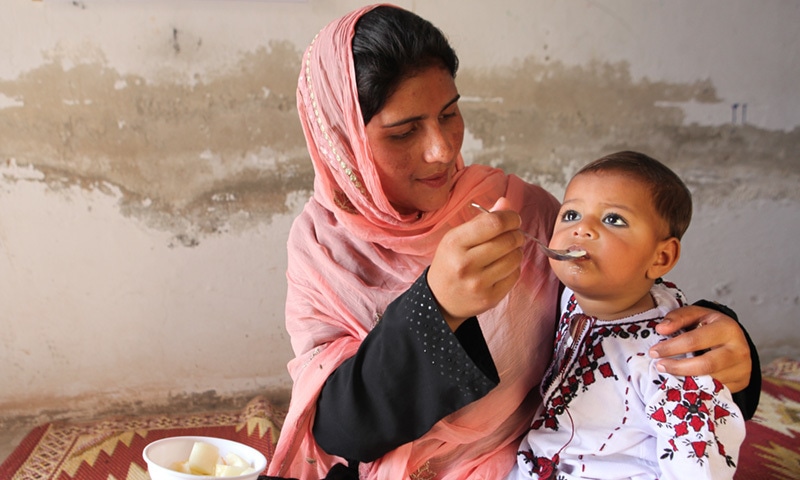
269;4;562;479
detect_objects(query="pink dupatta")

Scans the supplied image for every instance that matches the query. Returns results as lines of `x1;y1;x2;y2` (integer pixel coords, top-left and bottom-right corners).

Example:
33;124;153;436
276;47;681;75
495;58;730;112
268;4;561;479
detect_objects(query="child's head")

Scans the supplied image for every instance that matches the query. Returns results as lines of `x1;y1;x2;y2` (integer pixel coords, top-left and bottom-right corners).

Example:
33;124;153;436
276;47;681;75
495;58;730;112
550;151;692;318
574;151;692;240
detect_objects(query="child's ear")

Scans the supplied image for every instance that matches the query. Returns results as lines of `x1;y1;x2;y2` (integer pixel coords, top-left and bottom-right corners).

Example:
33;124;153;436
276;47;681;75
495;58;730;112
646;237;681;280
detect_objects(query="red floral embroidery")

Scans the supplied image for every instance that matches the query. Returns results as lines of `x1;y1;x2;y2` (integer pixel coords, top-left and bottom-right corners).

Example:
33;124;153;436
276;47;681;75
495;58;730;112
690;441;708;458
714;405;732;420
651;407;667;423
650;374;738;467
517;450;559;480
534;296;656;432
674;421;689;437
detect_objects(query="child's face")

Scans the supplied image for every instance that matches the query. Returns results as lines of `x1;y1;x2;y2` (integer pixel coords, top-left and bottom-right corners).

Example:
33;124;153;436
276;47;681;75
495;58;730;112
549;171;675;305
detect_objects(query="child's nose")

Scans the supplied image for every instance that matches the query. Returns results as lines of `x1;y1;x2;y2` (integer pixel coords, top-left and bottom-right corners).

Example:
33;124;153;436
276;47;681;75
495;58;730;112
572;220;597;238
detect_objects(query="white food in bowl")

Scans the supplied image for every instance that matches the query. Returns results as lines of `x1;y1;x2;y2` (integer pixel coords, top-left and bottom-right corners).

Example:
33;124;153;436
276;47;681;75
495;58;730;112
143;436;267;480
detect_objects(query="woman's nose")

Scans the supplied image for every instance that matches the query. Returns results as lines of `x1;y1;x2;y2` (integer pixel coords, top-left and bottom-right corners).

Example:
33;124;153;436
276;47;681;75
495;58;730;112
423;127;454;164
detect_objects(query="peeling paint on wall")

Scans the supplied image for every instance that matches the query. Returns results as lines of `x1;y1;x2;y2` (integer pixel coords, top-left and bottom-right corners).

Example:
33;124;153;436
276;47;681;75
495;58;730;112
2;51;797;246
457;58;800;204
1;0;798;425
0;43;312;242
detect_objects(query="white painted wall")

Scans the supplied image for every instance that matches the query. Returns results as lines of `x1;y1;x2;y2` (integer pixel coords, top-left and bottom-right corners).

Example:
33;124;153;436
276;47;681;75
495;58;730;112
1;0;798;420
0;168;300;412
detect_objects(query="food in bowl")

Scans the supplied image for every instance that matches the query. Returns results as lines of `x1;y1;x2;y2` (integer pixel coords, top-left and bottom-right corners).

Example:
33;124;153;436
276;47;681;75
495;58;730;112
143;436;267;480
171;440;256;476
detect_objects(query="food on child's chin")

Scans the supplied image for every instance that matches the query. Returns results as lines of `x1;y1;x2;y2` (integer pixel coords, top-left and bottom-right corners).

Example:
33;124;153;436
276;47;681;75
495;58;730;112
169;441;257;477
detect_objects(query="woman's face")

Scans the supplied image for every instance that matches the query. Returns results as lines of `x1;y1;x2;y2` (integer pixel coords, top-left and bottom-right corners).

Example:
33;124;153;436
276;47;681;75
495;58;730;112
364;66;465;215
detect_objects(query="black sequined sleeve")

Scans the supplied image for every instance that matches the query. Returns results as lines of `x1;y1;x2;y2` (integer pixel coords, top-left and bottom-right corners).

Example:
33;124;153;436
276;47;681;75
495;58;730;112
312;268;500;463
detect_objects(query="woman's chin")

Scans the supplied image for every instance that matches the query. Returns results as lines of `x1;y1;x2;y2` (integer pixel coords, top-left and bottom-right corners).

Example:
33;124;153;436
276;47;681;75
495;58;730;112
415;194;451;214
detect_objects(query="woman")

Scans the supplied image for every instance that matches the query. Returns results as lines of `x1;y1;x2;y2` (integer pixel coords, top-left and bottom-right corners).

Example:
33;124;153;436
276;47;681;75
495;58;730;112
267;5;759;479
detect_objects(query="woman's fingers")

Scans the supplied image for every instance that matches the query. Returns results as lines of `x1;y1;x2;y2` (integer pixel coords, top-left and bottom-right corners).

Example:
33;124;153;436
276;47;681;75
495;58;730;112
653;347;750;392
427;206;524;327
654;304;711;334
650;306;751;393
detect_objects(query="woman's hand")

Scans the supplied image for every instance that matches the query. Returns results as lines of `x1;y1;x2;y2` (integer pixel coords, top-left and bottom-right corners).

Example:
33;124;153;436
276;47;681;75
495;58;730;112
650;305;751;392
427;198;524;331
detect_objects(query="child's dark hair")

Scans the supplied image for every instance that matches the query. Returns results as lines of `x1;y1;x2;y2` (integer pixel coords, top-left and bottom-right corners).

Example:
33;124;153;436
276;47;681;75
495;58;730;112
352;6;459;125
575;151;693;239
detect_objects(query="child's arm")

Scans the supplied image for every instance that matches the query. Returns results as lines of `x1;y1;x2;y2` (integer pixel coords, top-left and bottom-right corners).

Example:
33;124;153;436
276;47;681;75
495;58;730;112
645;370;746;480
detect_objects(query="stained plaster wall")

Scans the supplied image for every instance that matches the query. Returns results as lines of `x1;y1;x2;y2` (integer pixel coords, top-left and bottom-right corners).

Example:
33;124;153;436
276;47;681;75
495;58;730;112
1;0;798;425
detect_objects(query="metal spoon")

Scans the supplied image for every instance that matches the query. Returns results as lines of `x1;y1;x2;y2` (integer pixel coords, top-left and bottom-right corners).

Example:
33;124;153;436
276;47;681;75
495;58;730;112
470;202;588;261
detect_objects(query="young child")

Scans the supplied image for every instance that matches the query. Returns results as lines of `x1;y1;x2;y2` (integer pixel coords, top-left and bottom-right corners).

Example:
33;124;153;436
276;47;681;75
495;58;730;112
507;151;745;480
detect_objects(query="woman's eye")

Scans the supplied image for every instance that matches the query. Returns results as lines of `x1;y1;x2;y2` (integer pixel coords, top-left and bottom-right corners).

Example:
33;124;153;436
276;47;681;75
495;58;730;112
561;210;580;222
440;110;458;121
390;127;416;139
603;213;627;226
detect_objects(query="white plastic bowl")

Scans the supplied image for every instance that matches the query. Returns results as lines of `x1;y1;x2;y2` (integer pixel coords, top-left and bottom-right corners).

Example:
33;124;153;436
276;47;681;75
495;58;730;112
143;436;268;480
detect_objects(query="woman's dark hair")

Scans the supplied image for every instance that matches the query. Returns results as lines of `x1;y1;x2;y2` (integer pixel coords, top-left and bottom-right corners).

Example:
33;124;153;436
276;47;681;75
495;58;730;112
576;151;693;240
352;6;459;124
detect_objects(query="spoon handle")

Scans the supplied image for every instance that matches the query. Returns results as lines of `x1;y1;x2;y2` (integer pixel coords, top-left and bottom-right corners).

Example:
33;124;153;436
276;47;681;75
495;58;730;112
469;202;586;261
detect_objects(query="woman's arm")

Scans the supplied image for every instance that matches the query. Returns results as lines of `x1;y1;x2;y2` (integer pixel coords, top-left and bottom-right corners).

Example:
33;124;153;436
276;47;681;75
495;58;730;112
312;270;499;462
649;302;761;419
313;200;531;461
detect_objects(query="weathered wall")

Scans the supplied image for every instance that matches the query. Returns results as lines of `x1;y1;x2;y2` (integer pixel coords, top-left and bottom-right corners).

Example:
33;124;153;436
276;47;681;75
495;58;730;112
1;0;798;423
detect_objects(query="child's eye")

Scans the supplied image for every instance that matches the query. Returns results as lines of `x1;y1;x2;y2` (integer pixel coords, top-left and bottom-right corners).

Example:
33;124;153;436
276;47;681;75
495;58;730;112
603;213;627;226
561;210;580;222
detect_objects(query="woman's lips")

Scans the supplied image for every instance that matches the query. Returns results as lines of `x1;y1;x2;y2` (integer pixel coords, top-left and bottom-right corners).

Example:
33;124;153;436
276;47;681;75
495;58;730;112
418;170;450;188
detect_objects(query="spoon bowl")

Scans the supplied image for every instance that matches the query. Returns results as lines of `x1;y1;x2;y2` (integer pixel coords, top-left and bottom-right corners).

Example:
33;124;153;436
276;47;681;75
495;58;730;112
470;203;587;261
